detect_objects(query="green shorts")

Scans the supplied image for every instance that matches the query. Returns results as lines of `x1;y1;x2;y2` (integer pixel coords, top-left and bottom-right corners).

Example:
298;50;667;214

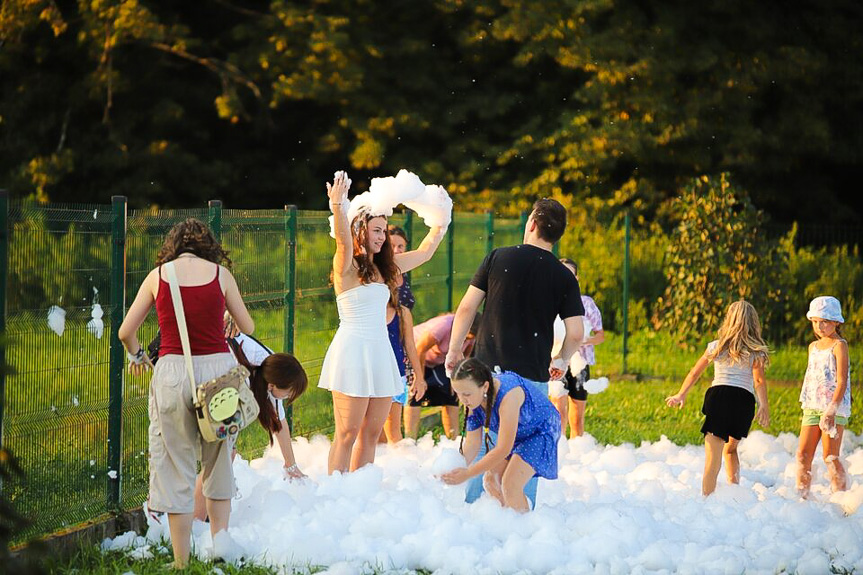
802;408;849;427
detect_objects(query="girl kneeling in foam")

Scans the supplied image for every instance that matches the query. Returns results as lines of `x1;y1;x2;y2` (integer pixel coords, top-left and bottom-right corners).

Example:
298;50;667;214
441;358;561;512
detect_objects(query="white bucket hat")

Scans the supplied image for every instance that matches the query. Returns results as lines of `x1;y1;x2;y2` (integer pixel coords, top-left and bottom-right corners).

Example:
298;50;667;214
806;296;844;323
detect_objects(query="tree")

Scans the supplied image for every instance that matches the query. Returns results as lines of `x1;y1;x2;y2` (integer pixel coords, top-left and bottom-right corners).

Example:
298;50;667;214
654;173;788;346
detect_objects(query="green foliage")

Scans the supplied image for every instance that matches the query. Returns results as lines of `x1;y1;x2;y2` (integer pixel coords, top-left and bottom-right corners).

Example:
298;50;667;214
655;174;788;346
1;1;861;224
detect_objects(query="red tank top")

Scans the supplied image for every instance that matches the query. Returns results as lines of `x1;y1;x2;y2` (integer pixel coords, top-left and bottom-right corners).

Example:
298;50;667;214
156;264;230;356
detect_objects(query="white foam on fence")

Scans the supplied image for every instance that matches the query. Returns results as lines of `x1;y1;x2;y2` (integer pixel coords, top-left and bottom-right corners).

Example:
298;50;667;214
107;431;863;573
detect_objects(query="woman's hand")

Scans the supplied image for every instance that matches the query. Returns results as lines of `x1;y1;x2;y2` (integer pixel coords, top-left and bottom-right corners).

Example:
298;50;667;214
223;311;240;338
327;170;351;209
283;463;307;481
128;352;154;376
665;392;686;408
440;467;471;485
410;374;427;401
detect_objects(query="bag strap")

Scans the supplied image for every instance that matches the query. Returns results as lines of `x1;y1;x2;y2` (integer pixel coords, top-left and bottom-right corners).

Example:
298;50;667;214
164;261;198;402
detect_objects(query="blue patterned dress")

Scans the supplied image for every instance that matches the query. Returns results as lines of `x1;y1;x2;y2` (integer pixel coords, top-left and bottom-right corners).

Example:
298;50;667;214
466;371;561;479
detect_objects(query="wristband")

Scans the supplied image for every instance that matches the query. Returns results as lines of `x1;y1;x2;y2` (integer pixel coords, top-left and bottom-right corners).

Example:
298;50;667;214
284;463;299;474
127;348;146;365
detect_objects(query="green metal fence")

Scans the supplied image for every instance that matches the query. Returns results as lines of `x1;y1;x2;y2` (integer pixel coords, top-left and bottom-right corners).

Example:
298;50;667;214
0;198;529;541
0;194;860;541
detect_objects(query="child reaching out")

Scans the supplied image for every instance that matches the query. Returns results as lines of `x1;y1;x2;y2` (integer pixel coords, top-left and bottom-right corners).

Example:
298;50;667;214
665;300;770;496
796;296;851;497
441;358;561;512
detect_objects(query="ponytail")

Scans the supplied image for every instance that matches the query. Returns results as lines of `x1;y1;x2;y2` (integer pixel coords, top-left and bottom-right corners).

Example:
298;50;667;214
452;358;496;454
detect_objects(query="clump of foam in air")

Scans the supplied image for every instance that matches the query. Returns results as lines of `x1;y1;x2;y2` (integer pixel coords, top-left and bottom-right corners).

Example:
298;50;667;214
584;377;610;394
47;305;66;337
329;170;452;238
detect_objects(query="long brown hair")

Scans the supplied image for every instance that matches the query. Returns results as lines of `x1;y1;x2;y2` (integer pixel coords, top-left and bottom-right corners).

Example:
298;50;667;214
708;300;770;368
155;218;231;266
229;340;308;443
351;211;400;287
453;358;496;455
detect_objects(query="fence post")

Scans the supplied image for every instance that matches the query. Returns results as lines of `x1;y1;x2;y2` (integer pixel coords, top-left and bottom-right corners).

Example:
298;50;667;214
284;205;297;431
208;200;222;240
622;211;631;375
485;209;494;255
447;217;455;311
107;195;127;511
0;190;7;451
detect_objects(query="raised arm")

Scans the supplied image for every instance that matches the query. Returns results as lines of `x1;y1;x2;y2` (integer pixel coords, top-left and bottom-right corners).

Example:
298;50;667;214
445;286;486;374
393;225;447;273
328;171;353;279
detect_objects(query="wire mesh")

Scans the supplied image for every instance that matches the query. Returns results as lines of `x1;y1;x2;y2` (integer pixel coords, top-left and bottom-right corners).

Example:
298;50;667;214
5;200;860;543
3;201;115;539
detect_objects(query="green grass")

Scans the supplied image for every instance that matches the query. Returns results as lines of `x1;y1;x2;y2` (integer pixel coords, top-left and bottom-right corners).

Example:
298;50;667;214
583;378;863;445
42;538;437;574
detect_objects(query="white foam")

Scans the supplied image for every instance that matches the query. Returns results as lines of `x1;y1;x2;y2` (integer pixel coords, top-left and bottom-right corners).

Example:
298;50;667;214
106;431;863;573
47;305;66;336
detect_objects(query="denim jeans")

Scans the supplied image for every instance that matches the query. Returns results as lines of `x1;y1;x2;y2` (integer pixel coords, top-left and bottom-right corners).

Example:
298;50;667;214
464;379;548;509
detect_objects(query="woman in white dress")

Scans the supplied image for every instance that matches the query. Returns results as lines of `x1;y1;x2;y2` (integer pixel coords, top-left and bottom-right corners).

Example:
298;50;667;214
321;171;446;474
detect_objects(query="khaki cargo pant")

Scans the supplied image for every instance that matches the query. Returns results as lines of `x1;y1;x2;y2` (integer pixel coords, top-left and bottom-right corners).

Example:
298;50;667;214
148;353;237;514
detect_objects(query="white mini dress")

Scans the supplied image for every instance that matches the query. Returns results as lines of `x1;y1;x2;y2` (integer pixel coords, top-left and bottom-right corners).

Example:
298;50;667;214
317;282;403;398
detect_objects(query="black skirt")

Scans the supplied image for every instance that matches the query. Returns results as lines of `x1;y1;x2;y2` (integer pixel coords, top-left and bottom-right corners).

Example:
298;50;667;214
700;385;756;441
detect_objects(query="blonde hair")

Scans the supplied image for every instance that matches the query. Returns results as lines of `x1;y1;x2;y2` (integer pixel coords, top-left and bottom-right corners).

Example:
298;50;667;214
707;300;770;367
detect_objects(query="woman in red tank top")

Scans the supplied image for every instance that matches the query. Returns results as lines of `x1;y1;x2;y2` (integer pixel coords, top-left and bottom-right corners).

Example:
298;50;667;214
118;218;254;568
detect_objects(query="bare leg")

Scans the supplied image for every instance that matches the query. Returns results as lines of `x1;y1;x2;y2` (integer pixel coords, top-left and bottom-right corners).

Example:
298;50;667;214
501;454;537;512
404;405;421;439
329;392;368;474
193;475;207;522
702;433;725;496
382;402;404;444
166;513;193;568
350;397;393;471
796;425;821;498
206;498;231;538
723;438;740;485
822;426;847;492
569;398;587;437
551;395;568;438
442;405;460;440
195;448;236;522
482;458;508;506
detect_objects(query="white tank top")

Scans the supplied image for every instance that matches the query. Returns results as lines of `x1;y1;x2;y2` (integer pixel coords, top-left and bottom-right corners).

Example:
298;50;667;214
799;339;851;418
707;340;755;395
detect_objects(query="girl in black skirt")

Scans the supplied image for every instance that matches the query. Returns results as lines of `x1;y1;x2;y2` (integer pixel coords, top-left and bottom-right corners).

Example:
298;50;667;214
665;300;771;496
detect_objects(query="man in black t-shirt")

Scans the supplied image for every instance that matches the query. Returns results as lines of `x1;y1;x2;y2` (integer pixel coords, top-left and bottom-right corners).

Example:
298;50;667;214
445;198;585;508
446;198;585;380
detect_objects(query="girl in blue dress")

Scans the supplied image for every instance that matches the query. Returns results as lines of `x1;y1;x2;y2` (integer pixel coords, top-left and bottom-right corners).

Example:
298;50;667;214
441;358;561;511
